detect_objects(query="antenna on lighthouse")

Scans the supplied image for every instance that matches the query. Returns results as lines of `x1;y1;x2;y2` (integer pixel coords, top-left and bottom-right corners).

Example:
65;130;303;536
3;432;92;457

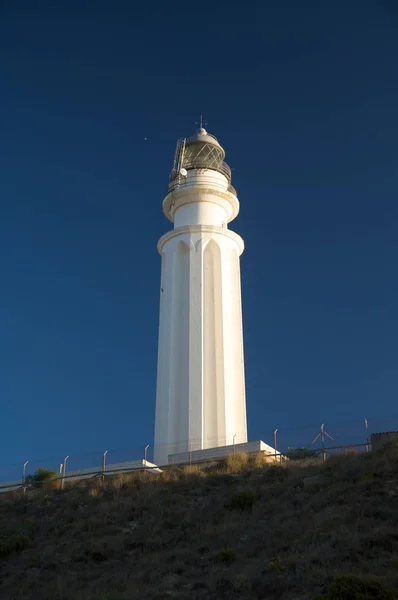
195;114;207;131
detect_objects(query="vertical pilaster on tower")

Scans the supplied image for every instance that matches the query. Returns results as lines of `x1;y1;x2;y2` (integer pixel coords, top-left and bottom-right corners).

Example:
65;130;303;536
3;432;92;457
154;126;247;466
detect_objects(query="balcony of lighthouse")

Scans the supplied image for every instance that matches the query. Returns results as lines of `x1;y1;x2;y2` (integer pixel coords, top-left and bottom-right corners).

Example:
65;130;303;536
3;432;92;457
168;162;236;196
163;166;240;228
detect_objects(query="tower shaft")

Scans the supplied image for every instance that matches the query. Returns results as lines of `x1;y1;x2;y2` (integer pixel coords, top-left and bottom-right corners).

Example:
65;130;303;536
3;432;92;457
154;129;247;465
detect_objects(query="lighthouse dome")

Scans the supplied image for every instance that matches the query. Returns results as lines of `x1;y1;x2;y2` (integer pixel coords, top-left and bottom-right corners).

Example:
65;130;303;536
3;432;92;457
185;128;224;154
169;127;230;184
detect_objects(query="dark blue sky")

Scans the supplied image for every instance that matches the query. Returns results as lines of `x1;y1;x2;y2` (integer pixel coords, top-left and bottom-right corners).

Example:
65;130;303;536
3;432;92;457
0;1;397;476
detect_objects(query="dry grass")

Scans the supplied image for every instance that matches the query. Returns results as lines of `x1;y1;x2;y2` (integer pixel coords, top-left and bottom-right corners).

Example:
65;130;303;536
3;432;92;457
0;445;398;599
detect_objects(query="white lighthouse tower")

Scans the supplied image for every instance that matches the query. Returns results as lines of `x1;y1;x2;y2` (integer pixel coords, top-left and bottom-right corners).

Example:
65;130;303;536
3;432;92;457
154;125;248;466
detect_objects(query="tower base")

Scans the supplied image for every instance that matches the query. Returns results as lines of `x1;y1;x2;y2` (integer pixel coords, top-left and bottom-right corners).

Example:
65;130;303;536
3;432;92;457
167;440;281;465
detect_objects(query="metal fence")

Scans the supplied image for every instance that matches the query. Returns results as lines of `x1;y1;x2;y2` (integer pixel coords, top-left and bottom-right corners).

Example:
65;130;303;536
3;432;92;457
1;416;396;496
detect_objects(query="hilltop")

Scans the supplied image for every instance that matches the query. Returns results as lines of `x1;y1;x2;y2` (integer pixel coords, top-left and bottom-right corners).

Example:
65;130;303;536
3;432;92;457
0;445;398;600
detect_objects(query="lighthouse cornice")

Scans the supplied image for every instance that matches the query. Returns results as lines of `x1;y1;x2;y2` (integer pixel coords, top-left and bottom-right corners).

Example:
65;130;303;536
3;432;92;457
163;186;240;223
157;224;244;255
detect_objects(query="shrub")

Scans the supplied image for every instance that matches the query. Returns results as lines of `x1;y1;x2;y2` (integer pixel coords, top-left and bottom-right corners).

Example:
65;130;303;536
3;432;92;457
0;530;30;557
20;519;37;534
287;447;318;460
26;468;58;488
320;454;364;483
215;548;237;563
19;520;37;540
374;441;398;456
315;575;396;600
224;452;249;473
263;555;287;573
248;452;270;469
227;490;258;511
27;553;40;567
263;464;289;483
110;473;133;490
182;464;204;476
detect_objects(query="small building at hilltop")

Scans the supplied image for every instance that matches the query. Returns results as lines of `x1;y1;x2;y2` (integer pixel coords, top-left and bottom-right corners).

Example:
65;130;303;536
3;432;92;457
371;431;398;451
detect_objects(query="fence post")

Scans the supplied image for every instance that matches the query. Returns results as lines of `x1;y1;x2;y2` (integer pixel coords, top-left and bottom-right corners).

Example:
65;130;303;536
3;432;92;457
365;418;369;452
102;450;108;481
144;445;150;473
189;440;193;465
233;434;236;456
273;429;278;463
22;461;28;495
61;456;69;490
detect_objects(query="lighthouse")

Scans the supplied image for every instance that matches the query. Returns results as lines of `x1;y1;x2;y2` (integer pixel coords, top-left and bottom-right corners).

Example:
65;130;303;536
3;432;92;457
153;125;248;466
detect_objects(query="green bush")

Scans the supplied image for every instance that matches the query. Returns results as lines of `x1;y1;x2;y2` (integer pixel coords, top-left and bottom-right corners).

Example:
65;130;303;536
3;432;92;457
287;447;318;460
315;575;396;600
263;555;287;573
215;548;236;563
26;468;58;488
0;531;30;558
227;490;258;511
32;468;58;482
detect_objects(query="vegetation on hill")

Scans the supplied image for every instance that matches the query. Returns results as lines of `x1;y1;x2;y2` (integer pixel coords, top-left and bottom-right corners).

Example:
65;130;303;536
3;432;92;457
25;468;59;488
0;445;397;599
